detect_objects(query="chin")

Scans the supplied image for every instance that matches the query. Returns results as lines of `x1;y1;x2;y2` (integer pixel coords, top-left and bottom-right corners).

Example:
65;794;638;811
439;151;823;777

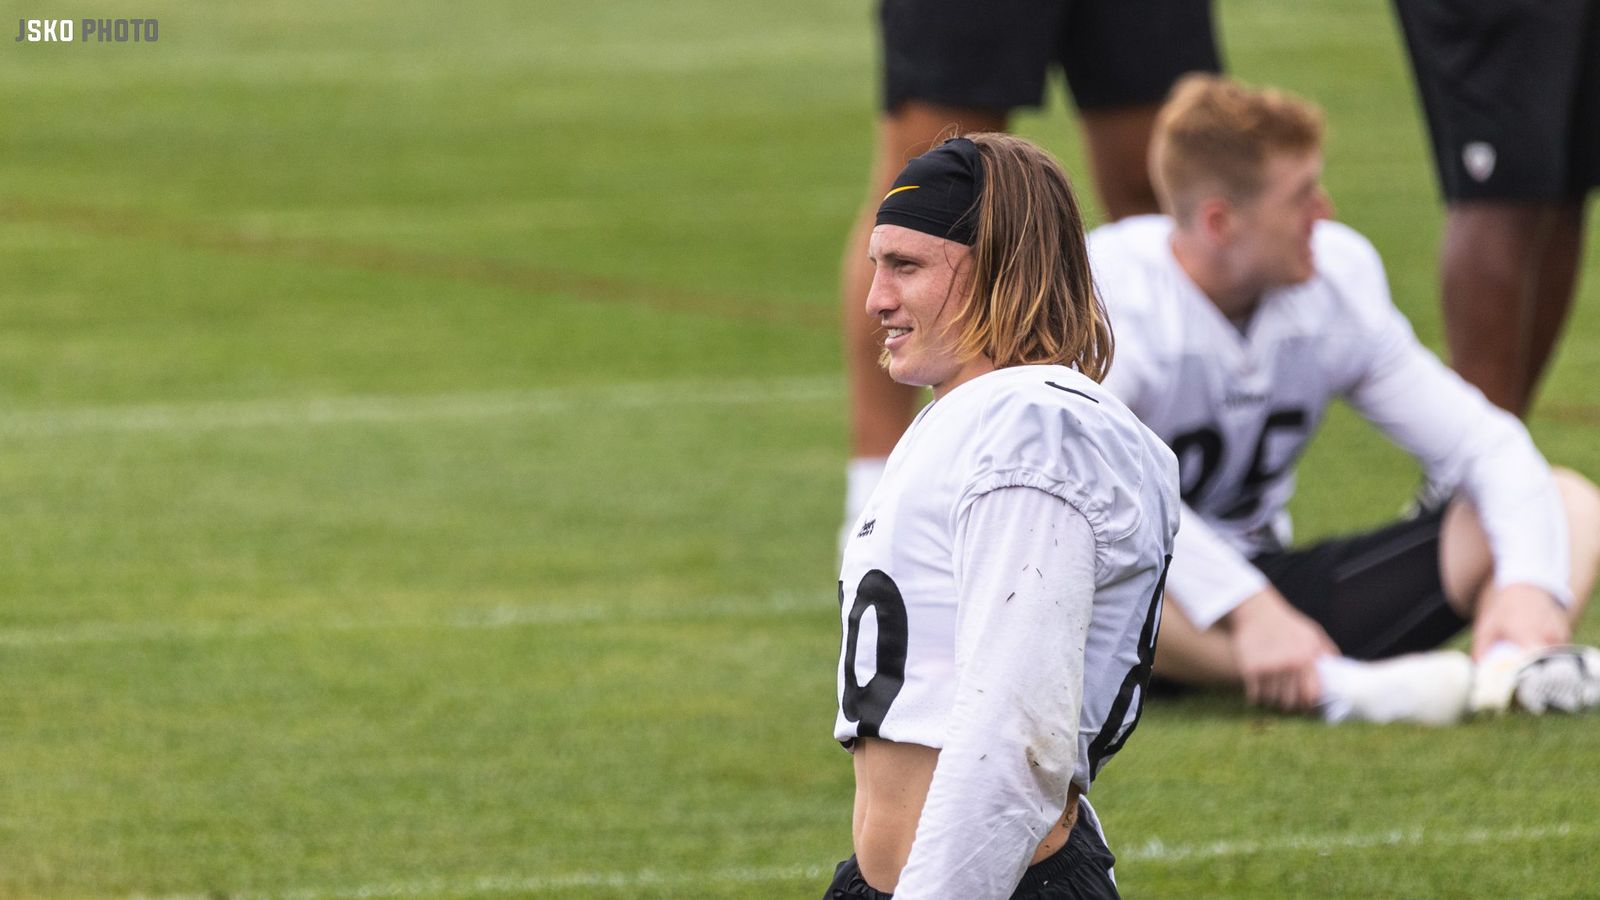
884;360;915;387
887;364;935;390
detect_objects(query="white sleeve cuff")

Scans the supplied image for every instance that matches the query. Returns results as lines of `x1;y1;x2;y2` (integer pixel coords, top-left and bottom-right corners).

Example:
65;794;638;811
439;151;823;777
1166;506;1269;629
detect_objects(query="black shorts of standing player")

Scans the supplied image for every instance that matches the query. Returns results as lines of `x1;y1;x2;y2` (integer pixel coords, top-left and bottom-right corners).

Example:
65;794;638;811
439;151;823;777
880;0;1222;113
824;806;1120;899
1252;508;1470;662
1393;0;1600;201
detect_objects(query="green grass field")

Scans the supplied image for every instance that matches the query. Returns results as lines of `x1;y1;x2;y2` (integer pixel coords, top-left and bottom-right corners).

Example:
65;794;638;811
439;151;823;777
3;1;1598;896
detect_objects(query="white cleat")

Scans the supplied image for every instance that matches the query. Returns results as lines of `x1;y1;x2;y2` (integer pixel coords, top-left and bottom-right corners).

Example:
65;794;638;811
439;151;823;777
1469;645;1600;715
1336;650;1474;727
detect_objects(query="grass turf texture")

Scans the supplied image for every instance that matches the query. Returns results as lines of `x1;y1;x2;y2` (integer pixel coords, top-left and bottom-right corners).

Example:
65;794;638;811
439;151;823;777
3;0;1598;895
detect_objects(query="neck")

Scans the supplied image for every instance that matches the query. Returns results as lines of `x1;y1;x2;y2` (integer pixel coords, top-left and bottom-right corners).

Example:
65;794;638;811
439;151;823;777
932;355;997;400
1169;228;1260;321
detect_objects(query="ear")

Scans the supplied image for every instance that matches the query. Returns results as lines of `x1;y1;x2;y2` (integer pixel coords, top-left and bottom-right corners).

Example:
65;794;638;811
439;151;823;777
1194;195;1233;244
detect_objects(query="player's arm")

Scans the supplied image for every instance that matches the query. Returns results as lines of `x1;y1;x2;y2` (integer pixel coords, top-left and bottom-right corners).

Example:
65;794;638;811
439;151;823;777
1361;357;1571;652
891;486;1094;900
1346;314;1571;646
1339;237;1571;621
1168;506;1336;710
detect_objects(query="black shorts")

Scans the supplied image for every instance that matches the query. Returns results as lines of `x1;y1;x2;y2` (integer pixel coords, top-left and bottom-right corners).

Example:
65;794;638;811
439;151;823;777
824;805;1119;898
880;0;1222;113
1251;508;1469;661
1394;0;1600;200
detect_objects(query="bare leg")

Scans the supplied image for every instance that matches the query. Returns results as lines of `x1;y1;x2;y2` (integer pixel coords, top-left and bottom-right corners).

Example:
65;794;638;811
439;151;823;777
1077;104;1163;221
1524;202;1587;402
843;103;1008;460
1150;598;1240;686
1560;470;1600;623
1438;201;1587;417
1438;202;1542;415
1151;594;1474;725
1438;468;1600;626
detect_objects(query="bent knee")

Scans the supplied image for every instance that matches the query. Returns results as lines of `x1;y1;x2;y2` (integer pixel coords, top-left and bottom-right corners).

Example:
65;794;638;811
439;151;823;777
1553;467;1600;531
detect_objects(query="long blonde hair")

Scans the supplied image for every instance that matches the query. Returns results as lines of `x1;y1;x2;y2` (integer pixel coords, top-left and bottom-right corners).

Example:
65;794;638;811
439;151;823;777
951;133;1112;382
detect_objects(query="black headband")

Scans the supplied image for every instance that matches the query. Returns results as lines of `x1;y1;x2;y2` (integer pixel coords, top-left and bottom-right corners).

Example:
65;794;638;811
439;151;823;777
874;137;984;245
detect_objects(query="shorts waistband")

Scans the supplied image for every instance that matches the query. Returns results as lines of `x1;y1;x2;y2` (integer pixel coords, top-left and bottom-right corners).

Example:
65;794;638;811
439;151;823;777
1014;809;1116;894
828;806;1116;898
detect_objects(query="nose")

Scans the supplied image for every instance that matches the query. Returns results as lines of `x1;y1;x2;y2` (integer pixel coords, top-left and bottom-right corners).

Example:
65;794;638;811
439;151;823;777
864;264;896;318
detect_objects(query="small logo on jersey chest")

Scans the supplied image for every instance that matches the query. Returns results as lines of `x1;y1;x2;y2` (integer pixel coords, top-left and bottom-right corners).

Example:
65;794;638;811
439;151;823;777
1462;141;1496;183
856;519;876;538
1224;390;1269;409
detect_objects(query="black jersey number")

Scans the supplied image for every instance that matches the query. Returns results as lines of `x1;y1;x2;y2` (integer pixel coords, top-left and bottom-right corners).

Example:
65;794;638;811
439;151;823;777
1085;554;1170;778
1169;408;1307;520
840;570;910;738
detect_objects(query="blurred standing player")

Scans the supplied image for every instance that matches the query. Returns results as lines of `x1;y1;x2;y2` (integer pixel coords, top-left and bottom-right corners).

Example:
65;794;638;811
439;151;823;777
841;0;1222;539
1393;0;1600;417
1093;75;1600;724
828;135;1178;898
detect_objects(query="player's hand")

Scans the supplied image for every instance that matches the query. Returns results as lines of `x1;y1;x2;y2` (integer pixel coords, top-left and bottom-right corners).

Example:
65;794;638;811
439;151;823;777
1224;588;1339;712
1470;582;1571;659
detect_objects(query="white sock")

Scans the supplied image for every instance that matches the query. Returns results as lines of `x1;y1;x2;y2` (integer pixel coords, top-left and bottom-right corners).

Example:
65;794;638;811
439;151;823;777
841;457;888;553
1316;651;1473;726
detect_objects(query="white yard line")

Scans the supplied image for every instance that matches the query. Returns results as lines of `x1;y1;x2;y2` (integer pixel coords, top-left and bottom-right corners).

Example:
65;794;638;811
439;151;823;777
1119;820;1578;863
138;822;1586;899
0;592;823;649
0;376;838;438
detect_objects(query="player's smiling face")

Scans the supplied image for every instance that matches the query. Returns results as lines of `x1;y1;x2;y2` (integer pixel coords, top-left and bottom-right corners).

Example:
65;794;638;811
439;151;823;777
1232;150;1333;288
865;224;985;398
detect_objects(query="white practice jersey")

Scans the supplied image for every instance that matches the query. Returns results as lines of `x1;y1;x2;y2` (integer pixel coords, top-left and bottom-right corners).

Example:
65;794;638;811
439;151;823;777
1092;215;1570;629
834;365;1178;897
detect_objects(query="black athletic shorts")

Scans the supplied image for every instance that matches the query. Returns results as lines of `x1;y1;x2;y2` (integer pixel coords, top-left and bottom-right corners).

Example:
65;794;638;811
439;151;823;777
824;806;1119;898
1251;508;1470;661
880;0;1222;113
1394;0;1600;200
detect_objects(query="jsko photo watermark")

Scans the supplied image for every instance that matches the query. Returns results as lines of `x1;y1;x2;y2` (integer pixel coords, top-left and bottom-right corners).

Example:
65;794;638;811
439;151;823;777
15;18;159;42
